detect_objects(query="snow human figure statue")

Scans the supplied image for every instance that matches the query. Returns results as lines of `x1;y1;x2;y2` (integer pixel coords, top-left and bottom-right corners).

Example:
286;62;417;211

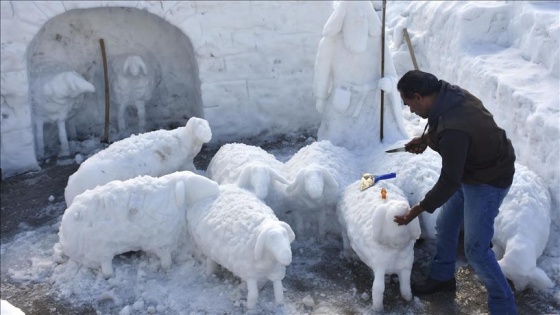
314;1;408;151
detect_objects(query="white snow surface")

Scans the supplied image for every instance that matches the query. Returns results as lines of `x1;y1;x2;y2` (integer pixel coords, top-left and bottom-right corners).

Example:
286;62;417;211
337;180;421;311
55;171;220;278
206;143;288;201
64;117;211;206
187;184;295;310
283;140;363;239
1;1;559;314
0;300;25;315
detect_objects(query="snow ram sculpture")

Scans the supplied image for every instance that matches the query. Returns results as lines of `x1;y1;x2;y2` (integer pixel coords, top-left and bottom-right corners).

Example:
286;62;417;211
54;171;220;278
206;143;288;201
337;180;421;311
111;53;159;133
31;71;95;158
64;117;211;206
492;163;553;290
187;184;295;310
284;140;361;239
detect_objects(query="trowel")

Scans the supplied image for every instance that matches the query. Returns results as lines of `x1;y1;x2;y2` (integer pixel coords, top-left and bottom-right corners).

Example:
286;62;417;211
359;172;396;191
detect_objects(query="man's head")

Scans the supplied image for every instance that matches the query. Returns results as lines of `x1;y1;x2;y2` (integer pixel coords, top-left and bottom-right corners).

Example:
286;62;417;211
397;70;441;119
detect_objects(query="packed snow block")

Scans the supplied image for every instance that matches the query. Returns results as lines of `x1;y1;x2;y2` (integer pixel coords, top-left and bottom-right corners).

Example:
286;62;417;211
111;53;160;133
492;163;553;291
54;171;220;278
390;151;443;240
31;70;95;158
206;143;288;201
337;180;421;311
187;184;295;310
64;117;212;206
284;140;361;239
1;299;25;315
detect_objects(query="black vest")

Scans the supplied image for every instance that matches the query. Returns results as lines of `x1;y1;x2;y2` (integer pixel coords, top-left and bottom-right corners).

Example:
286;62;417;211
427;85;515;186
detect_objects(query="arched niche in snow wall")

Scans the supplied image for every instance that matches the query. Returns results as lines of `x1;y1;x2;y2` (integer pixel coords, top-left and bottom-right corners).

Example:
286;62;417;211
27;7;202;157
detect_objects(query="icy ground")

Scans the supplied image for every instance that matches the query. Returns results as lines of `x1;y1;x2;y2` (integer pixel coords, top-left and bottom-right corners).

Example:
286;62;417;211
1;132;559;315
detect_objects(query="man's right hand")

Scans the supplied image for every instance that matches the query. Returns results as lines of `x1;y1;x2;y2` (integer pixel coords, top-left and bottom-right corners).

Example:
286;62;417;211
405;136;427;154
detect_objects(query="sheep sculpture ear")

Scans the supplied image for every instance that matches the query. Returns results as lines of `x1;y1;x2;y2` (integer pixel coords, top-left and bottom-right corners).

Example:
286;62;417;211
321;169;339;192
269;168;289;185
236;165;253;190
323;2;347;37
285;169;306;195
174;180;186;207
254;225;269;261
279;221;296;243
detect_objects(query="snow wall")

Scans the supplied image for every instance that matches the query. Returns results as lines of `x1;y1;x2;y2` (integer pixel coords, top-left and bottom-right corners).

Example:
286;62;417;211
0;1;332;177
1;0;558;228
387;1;560;225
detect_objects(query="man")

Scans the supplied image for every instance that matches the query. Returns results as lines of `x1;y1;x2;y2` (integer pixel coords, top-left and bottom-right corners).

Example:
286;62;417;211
393;70;517;314
313;1;408;150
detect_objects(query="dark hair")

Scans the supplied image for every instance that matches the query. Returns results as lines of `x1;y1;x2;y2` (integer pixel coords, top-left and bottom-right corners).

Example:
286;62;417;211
397;70;441;98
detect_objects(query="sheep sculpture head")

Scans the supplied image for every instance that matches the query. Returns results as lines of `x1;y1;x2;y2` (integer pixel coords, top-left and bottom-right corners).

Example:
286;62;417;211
254;221;295;265
122;54;148;77
286;167;339;207
43;71;95;103
373;200;421;249
237;163;288;200
186;117;212;144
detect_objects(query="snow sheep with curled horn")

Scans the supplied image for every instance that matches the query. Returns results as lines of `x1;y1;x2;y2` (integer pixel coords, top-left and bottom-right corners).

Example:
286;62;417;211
54;171;220;278
64;117;211;206
187;184;295;310
206;143;288;202
337;180;421;311
492;163;553;291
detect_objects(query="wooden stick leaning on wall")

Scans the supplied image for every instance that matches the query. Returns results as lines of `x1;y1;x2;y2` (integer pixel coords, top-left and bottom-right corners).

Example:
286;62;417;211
99;38;110;143
403;28;419;70
380;0;387;141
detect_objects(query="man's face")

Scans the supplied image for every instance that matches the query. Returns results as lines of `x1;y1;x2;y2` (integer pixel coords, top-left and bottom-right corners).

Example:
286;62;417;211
400;91;429;119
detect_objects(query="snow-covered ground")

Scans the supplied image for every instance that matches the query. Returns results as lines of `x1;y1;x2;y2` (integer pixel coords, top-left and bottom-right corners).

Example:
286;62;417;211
1;1;559;314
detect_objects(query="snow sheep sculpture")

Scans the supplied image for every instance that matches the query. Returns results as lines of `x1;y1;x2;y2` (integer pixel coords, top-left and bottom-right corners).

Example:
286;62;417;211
31;71;95;158
187;184;295;310
284;140;361;239
337;180;421;311
54;171;220;278
64;117;211;206
389;150;443;239
111;53;159;133
206;143;288;201
492;163;553;290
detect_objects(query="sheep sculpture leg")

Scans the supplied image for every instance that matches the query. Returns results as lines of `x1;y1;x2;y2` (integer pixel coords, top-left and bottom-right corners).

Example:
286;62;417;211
158;249;172;270
272;279;284;305
246;279;259;309
101;259;114;279
398;269;413;301
206;258;219;275
34;119;46;158
371;268;385;311
57;120;70;157
117;103;127;132
136;100;146;132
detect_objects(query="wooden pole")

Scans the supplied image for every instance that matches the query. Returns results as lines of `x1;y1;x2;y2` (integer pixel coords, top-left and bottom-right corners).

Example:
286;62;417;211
99;38;110;143
380;0;387;141
403;28;419;70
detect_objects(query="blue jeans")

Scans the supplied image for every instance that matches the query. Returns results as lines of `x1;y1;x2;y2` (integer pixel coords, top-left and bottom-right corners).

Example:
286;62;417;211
430;183;517;315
